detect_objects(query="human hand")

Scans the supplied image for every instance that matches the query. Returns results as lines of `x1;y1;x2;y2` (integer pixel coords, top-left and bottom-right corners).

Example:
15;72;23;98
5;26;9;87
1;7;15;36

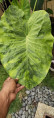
1;77;24;103
0;77;24;118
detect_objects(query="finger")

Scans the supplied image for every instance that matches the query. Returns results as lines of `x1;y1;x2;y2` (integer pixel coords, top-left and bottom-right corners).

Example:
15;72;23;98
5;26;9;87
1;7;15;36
7;77;11;81
3;77;11;87
15;86;24;94
3;77;11;84
16;84;21;88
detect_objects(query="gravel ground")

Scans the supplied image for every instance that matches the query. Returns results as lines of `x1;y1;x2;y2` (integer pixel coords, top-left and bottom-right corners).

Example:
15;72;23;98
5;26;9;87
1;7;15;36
12;86;54;118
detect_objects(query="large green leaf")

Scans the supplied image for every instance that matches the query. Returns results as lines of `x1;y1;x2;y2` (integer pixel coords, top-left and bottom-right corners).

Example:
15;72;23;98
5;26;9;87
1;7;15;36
0;5;54;89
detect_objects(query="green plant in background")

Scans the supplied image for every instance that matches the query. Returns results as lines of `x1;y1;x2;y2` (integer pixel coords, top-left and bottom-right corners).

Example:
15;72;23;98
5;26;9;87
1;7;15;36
0;0;11;12
46;0;53;15
30;0;44;10
30;0;53;15
46;8;53;15
0;0;54;89
0;0;4;12
45;0;53;15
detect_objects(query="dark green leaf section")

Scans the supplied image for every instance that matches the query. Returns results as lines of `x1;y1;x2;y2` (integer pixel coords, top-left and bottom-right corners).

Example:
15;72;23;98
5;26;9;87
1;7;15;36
17;0;30;19
12;0;30;20
12;0;19;6
0;5;54;89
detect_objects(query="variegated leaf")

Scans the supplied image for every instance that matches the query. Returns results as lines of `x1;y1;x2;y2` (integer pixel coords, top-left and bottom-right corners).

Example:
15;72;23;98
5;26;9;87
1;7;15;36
0;5;54;89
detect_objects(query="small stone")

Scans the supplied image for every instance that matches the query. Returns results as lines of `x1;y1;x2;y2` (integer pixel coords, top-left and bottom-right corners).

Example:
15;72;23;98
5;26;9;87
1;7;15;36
23;98;25;102
44;101;48;105
35;97;38;102
45;90;49;95
28;115;31;118
28;100;31;105
26;106;28;110
30;108;32;112
39;97;42;102
22;103;25;107
43;97;47;101
19;110;23;115
15;113;18;117
51;95;54;101
24;96;27;100
32;95;35;101
36;88;39;93
32;95;34;99
28;109;31;114
16;112;19;115
22;115;25;118
32;115;34;118
32;112;34;116
49;102;54;107
25;111;28;117
38;94;41;99
33;108;36;113
26;90;30;95
25;100;27;105
23;111;25;115
12;116;15;118
28;97;31;101
31;92;35;96
22;107;25;111
32;88;35;92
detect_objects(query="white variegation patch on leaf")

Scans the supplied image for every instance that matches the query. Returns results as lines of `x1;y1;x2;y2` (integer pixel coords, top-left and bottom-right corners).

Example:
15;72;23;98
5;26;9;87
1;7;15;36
0;5;54;89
